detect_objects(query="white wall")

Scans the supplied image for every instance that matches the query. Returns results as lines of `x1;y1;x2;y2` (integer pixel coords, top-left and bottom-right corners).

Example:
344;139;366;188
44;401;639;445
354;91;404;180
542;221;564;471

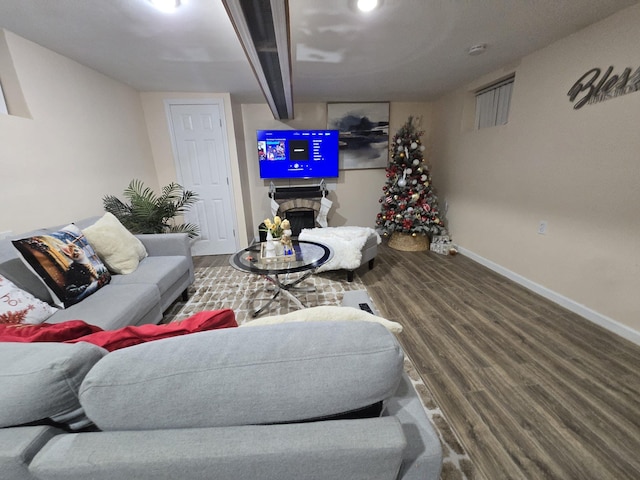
0;30;158;233
433;4;640;336
240;102;433;241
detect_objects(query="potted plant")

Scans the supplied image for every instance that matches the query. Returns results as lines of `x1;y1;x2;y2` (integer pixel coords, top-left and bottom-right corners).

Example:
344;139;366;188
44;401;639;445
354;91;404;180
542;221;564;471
103;179;200;238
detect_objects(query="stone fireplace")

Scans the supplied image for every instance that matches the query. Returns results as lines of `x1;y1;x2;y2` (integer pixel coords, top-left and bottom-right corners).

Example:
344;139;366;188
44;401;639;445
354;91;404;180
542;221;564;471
263;184;330;238
275;198;320;236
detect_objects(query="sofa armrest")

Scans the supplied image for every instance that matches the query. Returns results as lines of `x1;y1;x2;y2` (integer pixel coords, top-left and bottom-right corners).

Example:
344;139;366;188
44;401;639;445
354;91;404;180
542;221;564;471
385;373;443;480
135;233;191;258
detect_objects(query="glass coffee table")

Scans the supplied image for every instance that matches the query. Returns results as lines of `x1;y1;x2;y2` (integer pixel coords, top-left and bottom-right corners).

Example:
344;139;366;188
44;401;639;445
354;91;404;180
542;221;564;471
229;240;333;318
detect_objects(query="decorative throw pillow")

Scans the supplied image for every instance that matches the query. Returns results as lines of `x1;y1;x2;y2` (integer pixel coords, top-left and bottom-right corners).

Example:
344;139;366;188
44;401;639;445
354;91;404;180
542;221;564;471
0;274;58;325
82;212;147;275
240;305;403;333
12;224;111;308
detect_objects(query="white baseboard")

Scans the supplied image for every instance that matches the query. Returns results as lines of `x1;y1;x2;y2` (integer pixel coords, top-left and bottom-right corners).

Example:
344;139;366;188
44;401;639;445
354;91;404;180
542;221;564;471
457;246;640;347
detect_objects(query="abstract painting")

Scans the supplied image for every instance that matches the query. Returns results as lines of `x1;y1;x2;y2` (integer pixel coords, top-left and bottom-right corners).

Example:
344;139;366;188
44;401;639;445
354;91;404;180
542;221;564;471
327;102;389;170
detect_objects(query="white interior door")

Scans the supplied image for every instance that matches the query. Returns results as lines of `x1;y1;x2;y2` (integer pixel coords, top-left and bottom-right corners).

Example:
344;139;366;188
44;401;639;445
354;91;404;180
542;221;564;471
168;102;237;255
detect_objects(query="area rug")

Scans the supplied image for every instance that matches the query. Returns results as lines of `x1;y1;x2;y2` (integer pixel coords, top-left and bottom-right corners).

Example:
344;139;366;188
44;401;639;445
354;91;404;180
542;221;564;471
163;266;367;324
163;265;475;480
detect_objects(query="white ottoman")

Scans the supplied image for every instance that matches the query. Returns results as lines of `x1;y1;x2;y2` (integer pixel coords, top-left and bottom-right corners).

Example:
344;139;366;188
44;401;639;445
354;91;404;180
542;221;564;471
298;227;380;282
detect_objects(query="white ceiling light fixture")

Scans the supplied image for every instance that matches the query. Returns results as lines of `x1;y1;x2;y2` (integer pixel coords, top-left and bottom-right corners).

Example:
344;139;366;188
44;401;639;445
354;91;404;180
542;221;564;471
357;0;379;12
148;0;181;13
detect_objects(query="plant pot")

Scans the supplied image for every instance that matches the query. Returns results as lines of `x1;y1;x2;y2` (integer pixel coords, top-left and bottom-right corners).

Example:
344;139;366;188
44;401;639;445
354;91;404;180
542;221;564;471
388;232;430;252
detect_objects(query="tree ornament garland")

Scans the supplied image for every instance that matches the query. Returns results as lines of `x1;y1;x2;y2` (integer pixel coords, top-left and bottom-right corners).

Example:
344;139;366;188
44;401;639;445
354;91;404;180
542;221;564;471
376;116;446;238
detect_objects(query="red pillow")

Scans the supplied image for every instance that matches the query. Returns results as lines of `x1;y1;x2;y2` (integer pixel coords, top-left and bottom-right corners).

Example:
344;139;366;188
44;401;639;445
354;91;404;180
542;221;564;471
65;309;237;351
0;320;103;343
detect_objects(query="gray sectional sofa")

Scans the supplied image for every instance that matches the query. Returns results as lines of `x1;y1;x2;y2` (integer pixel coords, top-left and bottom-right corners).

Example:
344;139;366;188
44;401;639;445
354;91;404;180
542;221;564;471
0;216;443;480
0;216;195;330
1;321;443;480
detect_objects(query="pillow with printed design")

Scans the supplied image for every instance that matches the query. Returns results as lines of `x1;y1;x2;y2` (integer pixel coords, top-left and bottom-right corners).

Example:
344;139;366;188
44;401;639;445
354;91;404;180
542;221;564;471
0;274;58;325
12;224;111;308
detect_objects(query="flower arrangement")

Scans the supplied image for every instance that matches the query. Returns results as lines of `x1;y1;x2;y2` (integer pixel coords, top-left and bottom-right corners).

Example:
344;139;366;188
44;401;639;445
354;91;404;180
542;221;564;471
262;216;290;239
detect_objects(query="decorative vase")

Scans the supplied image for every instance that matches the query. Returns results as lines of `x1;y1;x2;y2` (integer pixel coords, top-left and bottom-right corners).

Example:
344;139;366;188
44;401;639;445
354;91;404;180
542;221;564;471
265;231;276;256
388;232;430;252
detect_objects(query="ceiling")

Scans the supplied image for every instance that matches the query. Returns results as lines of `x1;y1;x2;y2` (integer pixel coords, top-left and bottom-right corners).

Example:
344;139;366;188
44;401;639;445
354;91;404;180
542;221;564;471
0;0;637;106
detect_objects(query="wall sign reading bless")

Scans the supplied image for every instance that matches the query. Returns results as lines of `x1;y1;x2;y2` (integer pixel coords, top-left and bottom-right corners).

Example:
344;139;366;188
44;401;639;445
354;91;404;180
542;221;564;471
568;65;640;110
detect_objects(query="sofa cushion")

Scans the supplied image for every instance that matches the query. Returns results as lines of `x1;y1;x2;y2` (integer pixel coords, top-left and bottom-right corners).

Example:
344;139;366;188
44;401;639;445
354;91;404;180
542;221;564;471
0;342;107;430
0;273;58;325
79;321;404;431
0;426;65;480
11;224;111;308
45;283;161;330
109;255;190;295
82;213;147;275
30;418;406;480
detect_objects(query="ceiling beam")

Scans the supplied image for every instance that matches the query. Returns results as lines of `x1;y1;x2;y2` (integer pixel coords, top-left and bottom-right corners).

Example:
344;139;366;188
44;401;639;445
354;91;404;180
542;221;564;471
222;0;294;119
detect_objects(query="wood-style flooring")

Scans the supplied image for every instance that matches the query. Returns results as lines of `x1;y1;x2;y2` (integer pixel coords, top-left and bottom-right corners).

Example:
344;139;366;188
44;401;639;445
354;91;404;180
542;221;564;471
358;244;640;480
195;245;640;479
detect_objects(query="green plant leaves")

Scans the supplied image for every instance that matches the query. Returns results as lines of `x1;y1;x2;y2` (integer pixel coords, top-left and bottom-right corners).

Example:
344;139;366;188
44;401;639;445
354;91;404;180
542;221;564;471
103;179;200;238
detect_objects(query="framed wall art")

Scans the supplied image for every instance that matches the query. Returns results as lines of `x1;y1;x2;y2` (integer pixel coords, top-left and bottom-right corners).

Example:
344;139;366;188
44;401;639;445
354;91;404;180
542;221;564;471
327;102;389;170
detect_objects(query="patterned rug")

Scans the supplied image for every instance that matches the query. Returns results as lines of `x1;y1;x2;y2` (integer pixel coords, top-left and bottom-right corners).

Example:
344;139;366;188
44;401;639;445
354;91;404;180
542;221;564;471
163;265;475;480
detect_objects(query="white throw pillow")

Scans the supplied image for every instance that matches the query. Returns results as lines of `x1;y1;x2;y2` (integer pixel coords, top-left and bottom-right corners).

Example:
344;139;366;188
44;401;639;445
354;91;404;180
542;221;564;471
82;213;147;275
240;305;403;333
0;274;58;324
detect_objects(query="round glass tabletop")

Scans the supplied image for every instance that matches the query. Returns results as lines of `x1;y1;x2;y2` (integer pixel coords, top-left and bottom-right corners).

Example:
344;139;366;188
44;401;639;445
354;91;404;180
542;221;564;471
229;240;333;275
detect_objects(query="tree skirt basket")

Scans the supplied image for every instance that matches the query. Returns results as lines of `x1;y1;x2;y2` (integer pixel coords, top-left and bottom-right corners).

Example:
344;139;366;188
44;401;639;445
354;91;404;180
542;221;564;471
388;232;430;252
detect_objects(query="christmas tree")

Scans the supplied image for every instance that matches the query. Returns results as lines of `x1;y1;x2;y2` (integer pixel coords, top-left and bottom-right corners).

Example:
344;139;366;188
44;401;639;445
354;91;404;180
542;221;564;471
376;116;446;239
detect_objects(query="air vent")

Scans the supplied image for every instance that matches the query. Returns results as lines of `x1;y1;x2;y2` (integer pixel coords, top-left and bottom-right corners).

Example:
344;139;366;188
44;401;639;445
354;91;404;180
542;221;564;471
222;0;293;119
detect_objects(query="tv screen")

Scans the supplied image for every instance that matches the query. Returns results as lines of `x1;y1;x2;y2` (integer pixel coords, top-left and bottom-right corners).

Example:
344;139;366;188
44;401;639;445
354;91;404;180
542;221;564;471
257;129;339;179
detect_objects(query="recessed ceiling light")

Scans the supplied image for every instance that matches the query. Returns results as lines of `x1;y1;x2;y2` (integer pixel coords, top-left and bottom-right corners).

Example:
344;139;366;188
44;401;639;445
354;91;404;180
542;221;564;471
148;0;181;12
357;0;379;13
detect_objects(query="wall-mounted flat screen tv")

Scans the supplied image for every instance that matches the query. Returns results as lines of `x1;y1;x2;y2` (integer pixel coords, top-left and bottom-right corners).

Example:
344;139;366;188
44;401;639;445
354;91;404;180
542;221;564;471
257;129;339;179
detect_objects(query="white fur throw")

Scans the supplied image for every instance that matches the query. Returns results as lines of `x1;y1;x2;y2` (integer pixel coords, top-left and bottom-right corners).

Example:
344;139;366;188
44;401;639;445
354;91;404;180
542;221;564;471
298;227;381;272
239;305;402;333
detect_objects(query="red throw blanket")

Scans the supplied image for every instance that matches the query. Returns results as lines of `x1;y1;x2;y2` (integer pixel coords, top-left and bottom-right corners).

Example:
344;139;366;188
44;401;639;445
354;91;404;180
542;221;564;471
0;310;237;351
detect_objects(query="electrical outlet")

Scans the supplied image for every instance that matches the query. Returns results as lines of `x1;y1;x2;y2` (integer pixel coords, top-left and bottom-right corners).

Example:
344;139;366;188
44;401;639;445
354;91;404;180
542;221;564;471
537;221;548;235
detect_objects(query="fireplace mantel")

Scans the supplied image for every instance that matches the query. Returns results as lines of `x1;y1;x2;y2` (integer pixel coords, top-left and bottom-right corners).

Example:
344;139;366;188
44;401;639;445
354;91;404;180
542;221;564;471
268;183;330;236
